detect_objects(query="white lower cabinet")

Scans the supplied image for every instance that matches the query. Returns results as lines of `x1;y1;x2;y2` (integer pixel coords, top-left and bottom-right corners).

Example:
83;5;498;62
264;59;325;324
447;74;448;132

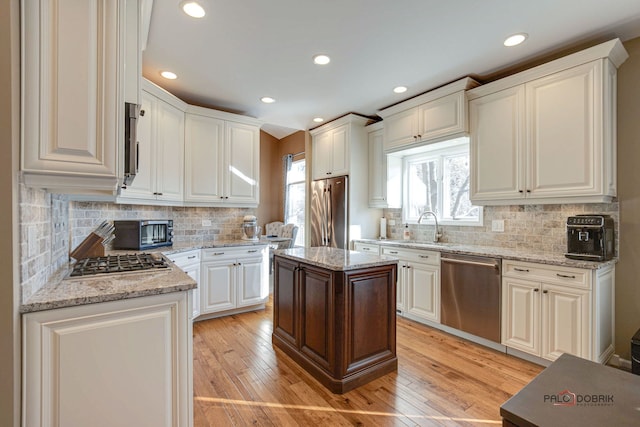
200;246;269;318
168;250;202;319
22;292;193;427
502;260;614;363
381;246;440;324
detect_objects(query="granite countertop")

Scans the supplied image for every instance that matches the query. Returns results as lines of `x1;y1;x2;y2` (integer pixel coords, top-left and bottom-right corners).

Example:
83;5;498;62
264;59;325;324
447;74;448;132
21;239;273;314
275;247;398;271
20;254;196;314
353;239;617;270
161;238;270;255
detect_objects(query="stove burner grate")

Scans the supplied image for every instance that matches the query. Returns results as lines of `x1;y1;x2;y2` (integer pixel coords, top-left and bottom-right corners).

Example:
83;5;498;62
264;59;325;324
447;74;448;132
69;253;169;277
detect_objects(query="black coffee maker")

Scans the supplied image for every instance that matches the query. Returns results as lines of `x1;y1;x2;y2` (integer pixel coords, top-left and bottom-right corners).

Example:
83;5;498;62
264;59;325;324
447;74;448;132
565;215;614;261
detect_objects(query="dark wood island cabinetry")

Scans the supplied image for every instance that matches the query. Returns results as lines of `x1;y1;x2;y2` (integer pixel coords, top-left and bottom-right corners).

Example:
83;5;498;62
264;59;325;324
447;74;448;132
272;247;398;394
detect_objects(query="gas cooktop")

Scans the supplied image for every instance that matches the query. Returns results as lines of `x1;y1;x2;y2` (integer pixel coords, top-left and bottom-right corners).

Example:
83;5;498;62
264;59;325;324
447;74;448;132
69;253;169;278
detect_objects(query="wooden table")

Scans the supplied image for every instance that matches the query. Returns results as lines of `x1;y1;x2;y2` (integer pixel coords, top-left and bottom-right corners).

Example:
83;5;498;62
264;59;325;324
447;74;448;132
501;353;640;426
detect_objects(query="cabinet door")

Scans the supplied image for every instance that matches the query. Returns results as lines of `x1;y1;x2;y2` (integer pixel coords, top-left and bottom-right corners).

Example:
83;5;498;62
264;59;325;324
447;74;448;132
502;277;540;356
201;261;235;313
155;101;185;202
396;263;407;312
237;256;266;307
383;108;419;151
406;262;440;323
526;61;602;199
541;284;590;361
21;0;121;189
299;265;335;371
313;131;333;179
120;90;157;199
22;293;191;427
418;91;466;142
368;129;387;207
182;263;201;319
273;257;299;347
470;86;526;203
184;114;224;202
330;124;349;176
226;122;260;204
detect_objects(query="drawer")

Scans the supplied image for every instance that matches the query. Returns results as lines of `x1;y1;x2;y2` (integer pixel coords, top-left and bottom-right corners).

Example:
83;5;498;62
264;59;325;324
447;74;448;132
353;242;380;254
503;260;591;289
166;250;200;268
380;246;440;266
201;246;265;261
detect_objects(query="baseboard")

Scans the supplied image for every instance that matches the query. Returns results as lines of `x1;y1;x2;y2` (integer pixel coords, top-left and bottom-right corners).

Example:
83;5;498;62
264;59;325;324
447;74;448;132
608;354;632;371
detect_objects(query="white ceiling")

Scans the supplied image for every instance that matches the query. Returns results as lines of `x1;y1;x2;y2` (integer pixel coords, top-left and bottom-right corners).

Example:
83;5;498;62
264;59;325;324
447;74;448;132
143;0;640;139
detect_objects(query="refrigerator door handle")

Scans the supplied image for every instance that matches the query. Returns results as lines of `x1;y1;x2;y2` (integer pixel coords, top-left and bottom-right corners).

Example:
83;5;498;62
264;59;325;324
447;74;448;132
322;187;329;246
327;184;333;246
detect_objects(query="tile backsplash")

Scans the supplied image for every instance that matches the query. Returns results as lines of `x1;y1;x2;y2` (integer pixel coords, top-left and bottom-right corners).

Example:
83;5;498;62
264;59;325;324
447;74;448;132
69;202;258;250
384;202;619;254
19;183;619;304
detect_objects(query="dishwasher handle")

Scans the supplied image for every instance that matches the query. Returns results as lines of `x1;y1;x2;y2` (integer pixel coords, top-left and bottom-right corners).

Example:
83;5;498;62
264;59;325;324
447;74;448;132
441;257;500;270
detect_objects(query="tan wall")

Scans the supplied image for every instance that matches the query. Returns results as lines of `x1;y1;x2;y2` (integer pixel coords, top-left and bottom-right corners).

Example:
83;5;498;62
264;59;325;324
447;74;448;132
257;130;280;228
0;0;21;424
276;131;307;220
615;36;640;359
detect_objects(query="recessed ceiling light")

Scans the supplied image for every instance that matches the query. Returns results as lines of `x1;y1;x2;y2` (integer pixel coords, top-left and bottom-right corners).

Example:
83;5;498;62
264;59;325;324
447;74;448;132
313;117;324;123
160;71;177;80
181;1;206;18
393;86;408;94
261;97;276;104
504;33;528;47
313;54;331;65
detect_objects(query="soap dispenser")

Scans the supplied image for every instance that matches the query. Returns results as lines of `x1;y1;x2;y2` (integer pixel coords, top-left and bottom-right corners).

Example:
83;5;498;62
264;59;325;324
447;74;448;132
403;223;410;240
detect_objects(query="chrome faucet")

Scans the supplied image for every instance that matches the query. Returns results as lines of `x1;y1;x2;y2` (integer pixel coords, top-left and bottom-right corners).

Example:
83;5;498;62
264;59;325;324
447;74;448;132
417;210;442;243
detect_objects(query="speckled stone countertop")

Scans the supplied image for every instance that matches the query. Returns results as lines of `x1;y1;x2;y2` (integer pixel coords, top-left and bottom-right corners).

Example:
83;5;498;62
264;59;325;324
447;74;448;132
161;238;271;255
21;239;273;314
20;254;196;314
353;239;617;270
275;247;398;271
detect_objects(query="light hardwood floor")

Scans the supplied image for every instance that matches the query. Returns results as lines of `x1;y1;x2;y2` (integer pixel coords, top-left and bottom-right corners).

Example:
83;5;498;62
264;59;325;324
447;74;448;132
193;299;543;426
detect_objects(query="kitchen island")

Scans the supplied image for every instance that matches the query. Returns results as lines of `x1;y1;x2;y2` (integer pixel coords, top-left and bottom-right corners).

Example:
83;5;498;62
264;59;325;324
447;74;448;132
272;247;398;393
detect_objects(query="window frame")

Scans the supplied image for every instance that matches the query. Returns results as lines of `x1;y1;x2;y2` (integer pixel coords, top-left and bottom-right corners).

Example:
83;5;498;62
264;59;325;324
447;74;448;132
284;158;306;246
401;140;483;227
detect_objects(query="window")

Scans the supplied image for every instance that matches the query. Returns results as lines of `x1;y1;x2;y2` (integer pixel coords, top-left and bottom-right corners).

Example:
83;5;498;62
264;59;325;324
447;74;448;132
285;159;305;246
403;139;481;226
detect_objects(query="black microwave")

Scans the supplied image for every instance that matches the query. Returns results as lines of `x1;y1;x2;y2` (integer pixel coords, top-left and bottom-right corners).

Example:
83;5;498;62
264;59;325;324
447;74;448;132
113;220;173;250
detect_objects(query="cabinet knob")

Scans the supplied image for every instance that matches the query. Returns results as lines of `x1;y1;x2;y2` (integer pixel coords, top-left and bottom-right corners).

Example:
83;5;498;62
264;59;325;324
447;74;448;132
519;190;524;193
534;288;539;292
417;134;422;138
140;109;145;116
543;290;548;294
526;189;531;193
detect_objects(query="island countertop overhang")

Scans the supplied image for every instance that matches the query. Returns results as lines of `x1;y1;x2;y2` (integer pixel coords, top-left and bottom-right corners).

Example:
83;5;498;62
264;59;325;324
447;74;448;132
275;247;398;272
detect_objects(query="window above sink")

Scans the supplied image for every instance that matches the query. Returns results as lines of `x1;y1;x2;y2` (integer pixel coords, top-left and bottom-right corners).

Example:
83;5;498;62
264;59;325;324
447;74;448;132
400;137;483;227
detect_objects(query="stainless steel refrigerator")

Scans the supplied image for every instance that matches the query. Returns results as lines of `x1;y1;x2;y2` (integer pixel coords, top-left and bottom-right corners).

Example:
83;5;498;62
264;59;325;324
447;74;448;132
310;176;348;249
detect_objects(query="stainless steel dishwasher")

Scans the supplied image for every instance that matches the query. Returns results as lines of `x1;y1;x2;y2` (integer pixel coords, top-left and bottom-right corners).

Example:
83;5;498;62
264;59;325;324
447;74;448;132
440;253;501;343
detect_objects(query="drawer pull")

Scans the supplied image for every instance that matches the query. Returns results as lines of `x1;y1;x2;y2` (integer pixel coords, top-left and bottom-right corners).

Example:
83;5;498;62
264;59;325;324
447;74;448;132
557;273;576;279
247;249;258;253
390;251;399;254
213;252;225;256
187;255;197;259
514;267;530;272
418;255;429;259
362;247;370;251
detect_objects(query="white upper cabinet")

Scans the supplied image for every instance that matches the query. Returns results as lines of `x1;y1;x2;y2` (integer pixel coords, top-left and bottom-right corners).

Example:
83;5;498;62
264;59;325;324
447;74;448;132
119;80;186;203
311;121;354;180
184;106;261;207
469;39;628;205
21;0;143;194
379;78;479;153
